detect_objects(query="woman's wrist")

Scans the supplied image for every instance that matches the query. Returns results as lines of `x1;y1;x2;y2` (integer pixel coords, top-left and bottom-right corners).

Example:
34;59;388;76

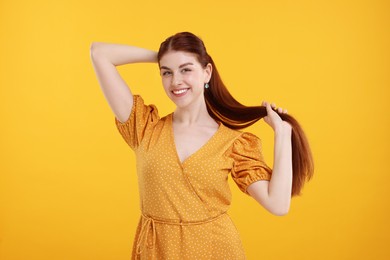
274;122;292;137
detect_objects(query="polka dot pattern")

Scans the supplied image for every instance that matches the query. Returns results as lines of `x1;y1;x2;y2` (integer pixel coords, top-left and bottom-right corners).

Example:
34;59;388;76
115;95;272;259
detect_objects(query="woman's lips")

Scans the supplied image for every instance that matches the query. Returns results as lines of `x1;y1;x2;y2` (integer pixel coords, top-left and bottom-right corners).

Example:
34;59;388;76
172;88;190;97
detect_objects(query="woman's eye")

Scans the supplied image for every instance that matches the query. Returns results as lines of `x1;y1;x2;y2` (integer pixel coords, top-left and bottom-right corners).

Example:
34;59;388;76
181;68;191;73
162;71;171;76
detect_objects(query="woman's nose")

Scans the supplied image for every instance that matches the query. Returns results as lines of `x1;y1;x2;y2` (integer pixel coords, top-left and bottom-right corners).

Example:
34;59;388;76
172;73;183;86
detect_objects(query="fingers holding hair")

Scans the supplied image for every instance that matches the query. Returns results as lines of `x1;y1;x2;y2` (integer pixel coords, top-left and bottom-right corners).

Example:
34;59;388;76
262;101;288;114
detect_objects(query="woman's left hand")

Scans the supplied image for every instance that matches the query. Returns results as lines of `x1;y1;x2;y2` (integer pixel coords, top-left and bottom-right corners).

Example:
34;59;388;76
262;101;292;133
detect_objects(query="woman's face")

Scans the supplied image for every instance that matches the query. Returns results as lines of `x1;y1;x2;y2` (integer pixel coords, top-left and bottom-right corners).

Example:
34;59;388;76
159;51;211;109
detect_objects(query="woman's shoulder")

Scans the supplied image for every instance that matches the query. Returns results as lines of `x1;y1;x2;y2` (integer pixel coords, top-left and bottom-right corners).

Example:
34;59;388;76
220;124;259;142
218;125;263;157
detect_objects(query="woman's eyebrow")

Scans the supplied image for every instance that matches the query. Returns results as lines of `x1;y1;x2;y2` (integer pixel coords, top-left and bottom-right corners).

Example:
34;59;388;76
160;62;194;70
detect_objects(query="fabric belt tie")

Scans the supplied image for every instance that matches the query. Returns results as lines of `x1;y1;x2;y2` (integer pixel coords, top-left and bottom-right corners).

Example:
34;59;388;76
136;212;227;255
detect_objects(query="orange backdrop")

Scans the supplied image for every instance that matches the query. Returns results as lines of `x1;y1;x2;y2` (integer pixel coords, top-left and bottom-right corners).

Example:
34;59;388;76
1;0;389;259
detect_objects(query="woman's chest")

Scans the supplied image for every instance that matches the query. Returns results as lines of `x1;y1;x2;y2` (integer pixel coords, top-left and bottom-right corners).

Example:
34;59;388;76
172;125;218;164
136;124;235;183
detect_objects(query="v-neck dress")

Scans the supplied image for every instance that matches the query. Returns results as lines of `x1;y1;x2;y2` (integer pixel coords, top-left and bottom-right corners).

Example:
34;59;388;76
115;95;272;260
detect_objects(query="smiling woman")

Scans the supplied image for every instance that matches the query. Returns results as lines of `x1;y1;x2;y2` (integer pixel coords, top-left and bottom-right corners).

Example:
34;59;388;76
90;32;314;260
159;51;212;110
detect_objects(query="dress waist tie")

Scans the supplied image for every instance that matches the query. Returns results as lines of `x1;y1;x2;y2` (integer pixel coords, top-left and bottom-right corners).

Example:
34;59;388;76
136;212;227;255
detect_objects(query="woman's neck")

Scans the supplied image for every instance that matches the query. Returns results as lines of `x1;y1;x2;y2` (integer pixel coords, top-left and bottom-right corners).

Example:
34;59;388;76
173;99;218;128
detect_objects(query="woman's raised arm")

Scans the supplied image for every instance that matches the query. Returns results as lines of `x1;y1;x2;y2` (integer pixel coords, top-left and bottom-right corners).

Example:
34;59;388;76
90;42;157;123
247;101;293;216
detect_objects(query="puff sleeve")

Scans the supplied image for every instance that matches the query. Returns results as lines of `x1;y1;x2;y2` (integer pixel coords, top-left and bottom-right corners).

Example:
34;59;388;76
229;132;272;195
114;95;159;150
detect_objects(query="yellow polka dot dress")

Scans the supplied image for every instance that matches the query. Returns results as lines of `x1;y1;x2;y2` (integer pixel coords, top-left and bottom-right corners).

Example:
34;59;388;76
114;95;272;260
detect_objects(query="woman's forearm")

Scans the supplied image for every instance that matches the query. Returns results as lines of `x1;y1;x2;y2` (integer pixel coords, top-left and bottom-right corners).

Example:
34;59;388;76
267;126;293;214
90;42;157;66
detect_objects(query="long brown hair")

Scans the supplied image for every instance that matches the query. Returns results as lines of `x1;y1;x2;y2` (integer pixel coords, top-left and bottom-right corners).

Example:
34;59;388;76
158;32;314;196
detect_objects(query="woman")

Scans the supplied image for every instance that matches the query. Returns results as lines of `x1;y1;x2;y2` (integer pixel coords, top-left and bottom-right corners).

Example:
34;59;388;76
90;32;313;259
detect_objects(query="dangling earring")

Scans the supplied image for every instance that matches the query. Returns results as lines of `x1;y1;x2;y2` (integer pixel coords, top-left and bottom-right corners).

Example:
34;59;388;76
204;83;209;89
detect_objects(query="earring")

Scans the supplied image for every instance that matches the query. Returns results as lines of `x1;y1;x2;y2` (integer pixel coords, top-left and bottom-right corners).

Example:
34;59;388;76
204;83;209;89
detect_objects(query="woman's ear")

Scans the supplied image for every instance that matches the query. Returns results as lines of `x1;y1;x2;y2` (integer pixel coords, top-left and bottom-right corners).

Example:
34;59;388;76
205;63;213;82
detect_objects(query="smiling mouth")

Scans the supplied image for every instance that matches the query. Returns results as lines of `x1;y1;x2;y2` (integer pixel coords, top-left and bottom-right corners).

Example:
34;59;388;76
172;88;190;95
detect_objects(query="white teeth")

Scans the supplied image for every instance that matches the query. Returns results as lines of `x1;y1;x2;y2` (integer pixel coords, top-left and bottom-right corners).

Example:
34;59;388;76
173;88;188;95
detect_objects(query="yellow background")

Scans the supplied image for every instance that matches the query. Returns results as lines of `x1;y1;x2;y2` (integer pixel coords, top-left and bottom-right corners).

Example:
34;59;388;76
1;0;389;259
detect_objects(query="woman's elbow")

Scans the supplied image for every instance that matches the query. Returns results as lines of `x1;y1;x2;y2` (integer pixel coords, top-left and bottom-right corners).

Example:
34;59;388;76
271;208;289;216
90;42;105;59
266;204;290;216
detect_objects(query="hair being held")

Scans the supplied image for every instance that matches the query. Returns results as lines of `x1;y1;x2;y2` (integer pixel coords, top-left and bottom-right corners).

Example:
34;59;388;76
158;32;314;196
